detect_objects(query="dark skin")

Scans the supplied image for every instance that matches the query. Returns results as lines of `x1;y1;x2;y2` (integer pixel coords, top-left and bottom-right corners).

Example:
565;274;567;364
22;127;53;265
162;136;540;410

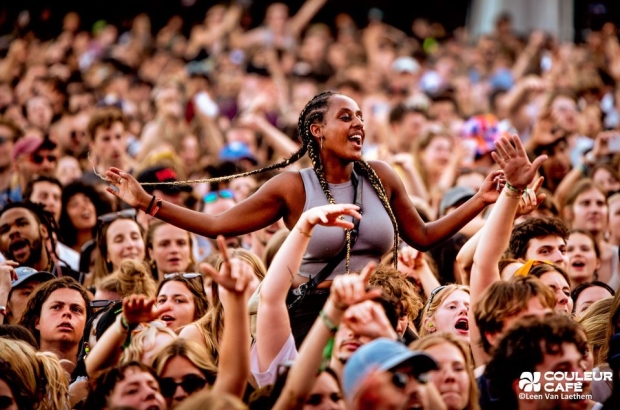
106;95;543;253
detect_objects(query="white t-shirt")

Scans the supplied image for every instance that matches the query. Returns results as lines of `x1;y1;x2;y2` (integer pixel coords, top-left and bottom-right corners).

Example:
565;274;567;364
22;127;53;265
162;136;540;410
250;334;298;387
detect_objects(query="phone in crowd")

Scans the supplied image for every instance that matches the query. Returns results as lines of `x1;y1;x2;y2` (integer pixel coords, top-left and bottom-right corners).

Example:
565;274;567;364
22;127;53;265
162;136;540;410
608;134;620;153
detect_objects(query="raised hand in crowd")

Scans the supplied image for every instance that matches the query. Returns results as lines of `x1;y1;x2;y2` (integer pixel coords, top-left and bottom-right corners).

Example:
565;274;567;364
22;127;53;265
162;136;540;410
0;261;19;324
343;299;398;340
200;236;255;295
492;134;548;189
122;294;173;326
397;245;441;298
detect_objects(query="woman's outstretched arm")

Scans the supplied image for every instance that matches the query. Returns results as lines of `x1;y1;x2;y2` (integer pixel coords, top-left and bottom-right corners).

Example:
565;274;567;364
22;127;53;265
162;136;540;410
371;135;547;251
106;168;302;238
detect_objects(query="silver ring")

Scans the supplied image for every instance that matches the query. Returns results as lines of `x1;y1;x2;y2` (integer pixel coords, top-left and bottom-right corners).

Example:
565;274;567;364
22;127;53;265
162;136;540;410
119;178;124;184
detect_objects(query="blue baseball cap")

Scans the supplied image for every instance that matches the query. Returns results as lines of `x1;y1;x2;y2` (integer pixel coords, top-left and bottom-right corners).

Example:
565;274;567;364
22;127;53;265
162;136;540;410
12;266;54;289
343;338;438;400
219;142;257;165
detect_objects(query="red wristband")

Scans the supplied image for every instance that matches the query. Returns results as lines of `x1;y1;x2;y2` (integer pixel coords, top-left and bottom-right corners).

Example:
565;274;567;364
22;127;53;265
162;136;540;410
148;197;162;217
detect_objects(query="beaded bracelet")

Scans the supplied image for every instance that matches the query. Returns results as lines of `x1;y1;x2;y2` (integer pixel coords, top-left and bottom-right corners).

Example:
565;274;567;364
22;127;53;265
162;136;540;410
505;182;524;194
319;310;339;334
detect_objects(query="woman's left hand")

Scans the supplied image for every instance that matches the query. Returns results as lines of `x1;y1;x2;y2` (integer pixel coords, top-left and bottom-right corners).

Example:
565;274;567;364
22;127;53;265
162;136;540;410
476;169;506;205
491;134;547;190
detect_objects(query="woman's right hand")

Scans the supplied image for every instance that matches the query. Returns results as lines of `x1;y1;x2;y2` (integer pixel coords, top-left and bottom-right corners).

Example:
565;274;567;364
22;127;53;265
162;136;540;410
105;167;150;208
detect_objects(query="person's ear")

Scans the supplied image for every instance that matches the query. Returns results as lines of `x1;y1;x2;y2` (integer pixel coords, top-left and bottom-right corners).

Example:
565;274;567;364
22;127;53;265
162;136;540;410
485;331;499;349
35;317;40;330
309;123;322;140
423;317;435;333
39;224;49;240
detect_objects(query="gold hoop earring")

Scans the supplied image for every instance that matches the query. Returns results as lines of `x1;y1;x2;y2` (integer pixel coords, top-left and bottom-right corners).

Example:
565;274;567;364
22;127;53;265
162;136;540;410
320;137;324;150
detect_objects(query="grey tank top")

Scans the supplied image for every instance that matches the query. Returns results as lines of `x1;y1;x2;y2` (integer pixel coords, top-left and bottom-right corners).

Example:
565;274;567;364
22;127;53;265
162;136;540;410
298;168;394;280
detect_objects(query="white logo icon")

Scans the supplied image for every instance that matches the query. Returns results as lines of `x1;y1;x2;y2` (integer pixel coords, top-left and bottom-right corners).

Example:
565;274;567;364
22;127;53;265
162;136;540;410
519;372;541;392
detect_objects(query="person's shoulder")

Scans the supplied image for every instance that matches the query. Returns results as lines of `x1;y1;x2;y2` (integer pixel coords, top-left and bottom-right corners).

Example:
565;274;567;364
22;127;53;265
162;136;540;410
363;160;399;183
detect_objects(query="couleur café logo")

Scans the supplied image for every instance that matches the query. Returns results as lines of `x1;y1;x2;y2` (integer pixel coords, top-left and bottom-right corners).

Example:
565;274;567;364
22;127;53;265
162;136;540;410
518;371;611;400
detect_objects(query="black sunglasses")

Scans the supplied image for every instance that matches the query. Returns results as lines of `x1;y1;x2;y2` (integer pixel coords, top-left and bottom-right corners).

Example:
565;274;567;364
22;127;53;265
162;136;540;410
90;299;121;309
31;154;57;164
426;285;447;307
159;374;209;398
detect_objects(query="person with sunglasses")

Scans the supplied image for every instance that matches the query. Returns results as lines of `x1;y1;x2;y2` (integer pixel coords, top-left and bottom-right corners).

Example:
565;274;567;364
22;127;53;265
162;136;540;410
11;135;58;203
93;208;146;288
153;236;255;406
342;338;443;410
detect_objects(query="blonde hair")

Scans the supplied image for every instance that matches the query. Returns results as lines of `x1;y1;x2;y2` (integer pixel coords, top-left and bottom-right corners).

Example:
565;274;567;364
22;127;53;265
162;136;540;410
410;332;480;410
0;338;69;410
197;248;265;364
151;338;217;380
121;323;178;365
419;284;470;338
580;297;613;366
97;260;157;298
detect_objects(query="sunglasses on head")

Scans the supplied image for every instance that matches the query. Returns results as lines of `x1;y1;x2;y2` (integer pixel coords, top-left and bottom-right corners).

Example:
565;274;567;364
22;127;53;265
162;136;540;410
203;190;234;203
163;272;205;292
31;153;57;164
90;299;121;310
426;285;447;307
159;374;209;398
98;208;137;224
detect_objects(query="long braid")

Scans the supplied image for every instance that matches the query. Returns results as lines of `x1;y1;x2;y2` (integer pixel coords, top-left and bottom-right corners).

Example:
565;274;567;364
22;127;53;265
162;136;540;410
355;161;399;268
298;91;361;272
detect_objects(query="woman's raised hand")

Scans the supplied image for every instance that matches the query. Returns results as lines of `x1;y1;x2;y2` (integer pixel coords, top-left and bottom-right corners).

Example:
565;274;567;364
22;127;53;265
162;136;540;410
200;236;254;294
298;204;361;232
105;167;151;208
122;294;172;326
491;134;547;190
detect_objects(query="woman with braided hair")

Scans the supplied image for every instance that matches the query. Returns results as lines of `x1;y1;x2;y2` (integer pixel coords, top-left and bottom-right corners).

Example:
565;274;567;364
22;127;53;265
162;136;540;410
106;91;545;343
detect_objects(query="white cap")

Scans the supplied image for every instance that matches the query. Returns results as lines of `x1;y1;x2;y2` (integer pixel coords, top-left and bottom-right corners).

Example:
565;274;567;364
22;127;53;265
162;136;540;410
391;56;420;74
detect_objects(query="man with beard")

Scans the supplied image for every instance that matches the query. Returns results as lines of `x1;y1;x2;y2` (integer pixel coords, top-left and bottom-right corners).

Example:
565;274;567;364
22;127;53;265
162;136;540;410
0;202;79;280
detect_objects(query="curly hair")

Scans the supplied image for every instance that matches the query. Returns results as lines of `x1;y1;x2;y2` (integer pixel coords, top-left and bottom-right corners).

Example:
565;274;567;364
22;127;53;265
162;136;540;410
485;314;589;409
58;180;112;247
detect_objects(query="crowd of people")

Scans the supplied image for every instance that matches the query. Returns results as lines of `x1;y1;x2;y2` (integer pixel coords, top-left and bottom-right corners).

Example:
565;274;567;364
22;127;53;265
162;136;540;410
2;1;620;409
